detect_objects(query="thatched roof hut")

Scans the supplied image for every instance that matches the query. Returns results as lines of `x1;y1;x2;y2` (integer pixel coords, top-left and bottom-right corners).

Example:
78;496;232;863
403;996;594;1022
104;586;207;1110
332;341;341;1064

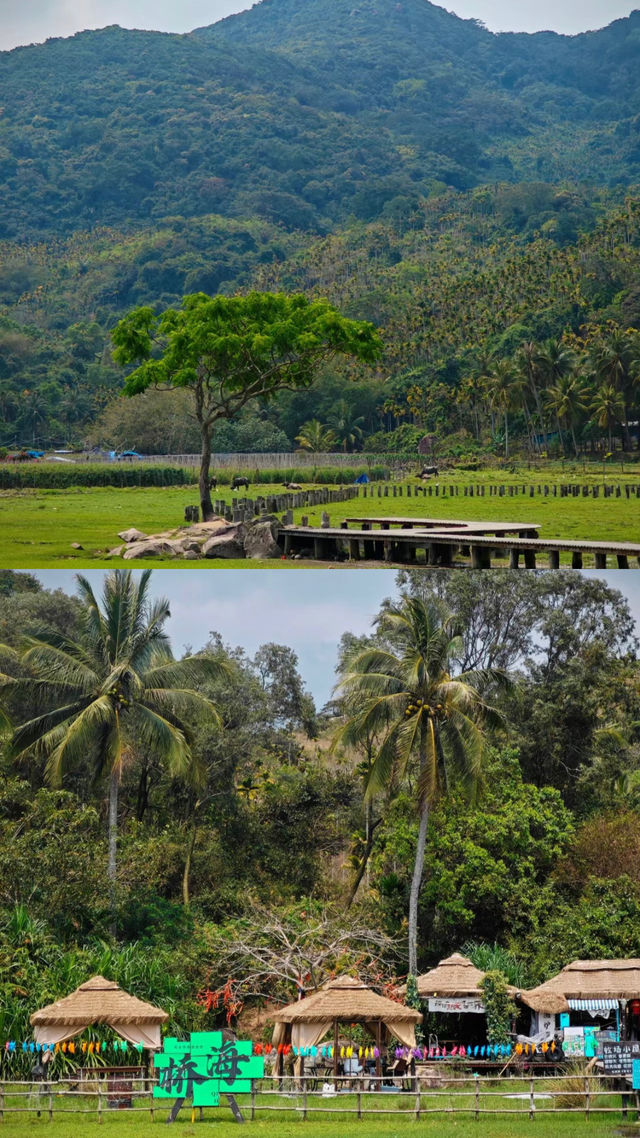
520;960;640;1015
270;974;422;1076
409;953;488;998
30;975;168;1050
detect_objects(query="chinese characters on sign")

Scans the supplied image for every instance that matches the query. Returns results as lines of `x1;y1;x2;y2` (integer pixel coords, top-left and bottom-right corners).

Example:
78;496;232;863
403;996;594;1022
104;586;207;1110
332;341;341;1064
427;997;485;1014
153;1032;264;1109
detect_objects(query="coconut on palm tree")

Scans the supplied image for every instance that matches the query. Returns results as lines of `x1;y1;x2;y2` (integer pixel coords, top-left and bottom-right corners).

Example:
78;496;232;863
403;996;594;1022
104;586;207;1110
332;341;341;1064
0;570;225;932
333;597;505;975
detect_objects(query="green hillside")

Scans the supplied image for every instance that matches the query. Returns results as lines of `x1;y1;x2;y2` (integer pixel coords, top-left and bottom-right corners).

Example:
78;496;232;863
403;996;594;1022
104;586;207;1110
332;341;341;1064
1;1;640;240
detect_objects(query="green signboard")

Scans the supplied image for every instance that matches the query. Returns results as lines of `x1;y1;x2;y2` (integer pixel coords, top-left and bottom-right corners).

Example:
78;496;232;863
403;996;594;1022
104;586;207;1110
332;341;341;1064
153;1031;264;1110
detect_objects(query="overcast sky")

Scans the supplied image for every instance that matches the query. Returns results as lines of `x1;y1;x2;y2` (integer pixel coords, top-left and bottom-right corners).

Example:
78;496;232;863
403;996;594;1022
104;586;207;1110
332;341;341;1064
32;569;640;710
0;0;636;51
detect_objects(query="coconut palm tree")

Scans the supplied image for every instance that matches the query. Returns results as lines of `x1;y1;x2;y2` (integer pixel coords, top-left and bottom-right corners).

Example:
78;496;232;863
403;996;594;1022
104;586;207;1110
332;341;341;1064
545;372;589;457
479;359;523;458
327;400;365;452
591;383;626;452
332;597;505;975
0;570;225;931
295;419;338;452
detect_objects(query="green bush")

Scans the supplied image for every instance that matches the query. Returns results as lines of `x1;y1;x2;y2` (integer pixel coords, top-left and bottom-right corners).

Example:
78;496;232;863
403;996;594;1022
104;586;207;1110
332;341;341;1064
0;463;197;489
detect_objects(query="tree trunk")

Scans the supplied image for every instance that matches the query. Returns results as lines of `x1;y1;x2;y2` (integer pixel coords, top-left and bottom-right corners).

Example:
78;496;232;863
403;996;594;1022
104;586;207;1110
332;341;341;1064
408;796;429;976
346;815;381;909
108;767;119;937
504;412;509;459
183;821;198;907
199;420;214;521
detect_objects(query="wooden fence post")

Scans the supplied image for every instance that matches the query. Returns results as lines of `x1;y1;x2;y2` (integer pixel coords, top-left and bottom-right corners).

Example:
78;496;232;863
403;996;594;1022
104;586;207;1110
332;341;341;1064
251;1081;256;1121
48;1090;53;1122
357;1088;362;1119
529;1076;535;1121
0;1084;4;1123
475;1075;480;1121
584;1076;590;1121
415;1084;421;1120
302;1076;307;1121
98;1082;103;1124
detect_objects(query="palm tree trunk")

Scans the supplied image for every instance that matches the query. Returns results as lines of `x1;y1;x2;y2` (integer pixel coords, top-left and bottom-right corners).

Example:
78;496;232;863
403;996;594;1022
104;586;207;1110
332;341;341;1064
108;767;119;936
504;412;509;459
408;796;429;976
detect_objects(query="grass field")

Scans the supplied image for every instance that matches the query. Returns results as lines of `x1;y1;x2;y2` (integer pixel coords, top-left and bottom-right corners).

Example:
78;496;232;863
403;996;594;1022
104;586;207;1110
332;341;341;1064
0;472;638;569
0;1082;633;1138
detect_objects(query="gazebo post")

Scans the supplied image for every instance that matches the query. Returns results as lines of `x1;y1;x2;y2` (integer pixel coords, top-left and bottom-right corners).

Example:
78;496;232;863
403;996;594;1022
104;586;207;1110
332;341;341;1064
375;1021;382;1091
333;1020;339;1089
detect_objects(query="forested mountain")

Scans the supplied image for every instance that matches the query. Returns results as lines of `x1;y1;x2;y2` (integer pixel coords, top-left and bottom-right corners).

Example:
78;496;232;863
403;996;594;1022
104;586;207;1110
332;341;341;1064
1;0;640;240
2;0;640;453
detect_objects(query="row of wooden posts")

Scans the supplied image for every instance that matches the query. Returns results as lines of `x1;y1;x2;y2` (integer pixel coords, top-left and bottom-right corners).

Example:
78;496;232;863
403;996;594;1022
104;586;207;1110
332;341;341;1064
0;1075;637;1122
361;482;639;500
185;479;638;526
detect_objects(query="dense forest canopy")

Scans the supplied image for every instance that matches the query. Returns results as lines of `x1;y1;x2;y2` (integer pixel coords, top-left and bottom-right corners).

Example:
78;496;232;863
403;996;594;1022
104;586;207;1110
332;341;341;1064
1;569;640;1048
2;0;640;454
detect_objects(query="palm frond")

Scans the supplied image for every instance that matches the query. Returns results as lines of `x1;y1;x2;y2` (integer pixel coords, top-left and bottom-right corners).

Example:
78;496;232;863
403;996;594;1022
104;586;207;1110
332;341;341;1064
134;704;204;786
44;696;116;785
141;688;220;728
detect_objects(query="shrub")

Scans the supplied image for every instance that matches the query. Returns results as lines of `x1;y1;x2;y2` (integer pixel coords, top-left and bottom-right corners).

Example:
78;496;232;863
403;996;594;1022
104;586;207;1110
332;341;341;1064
0;464;196;489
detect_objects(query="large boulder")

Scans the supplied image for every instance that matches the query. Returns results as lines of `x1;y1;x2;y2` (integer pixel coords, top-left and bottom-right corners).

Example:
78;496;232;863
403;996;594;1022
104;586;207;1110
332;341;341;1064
118;527;148;543
244;517;283;560
202;525;246;559
123;540;177;560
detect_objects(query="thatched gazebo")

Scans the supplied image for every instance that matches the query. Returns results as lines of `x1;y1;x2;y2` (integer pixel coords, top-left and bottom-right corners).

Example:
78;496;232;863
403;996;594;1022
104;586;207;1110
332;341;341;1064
270;974;422;1081
408;953;490;1006
30;976;169;1051
520;960;640;1036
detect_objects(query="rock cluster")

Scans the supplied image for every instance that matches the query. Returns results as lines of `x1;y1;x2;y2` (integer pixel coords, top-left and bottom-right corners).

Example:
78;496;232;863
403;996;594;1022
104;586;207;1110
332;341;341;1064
110;516;283;561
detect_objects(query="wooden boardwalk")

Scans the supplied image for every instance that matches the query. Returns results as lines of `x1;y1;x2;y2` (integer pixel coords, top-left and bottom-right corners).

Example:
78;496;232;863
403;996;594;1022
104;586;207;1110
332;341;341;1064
282;522;640;568
343;517;540;537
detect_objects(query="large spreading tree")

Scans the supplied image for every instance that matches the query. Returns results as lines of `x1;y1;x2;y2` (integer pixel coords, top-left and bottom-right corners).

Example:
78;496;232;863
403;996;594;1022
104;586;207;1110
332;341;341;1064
112;291;382;520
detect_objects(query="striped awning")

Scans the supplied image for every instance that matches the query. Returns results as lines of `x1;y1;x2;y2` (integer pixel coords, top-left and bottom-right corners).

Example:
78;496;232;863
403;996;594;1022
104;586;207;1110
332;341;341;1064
567;999;621;1012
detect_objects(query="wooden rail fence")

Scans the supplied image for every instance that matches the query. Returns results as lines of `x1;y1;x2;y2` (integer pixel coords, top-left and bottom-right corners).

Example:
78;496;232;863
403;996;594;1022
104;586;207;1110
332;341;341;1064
1;1073;638;1122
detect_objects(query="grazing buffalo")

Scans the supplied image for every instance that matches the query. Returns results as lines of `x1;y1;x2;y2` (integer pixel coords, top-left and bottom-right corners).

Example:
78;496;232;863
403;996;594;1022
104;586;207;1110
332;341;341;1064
283;482;302;490
231;475;250;491
208;475;218;491
420;465;439;478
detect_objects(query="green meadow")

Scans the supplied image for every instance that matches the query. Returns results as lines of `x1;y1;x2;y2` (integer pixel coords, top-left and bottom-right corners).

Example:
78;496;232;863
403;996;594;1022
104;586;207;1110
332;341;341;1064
0;471;638;569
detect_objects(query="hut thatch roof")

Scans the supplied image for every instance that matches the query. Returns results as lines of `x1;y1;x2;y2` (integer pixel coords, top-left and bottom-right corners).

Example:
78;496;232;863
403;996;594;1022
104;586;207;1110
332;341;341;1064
520;960;640;1013
270;975;422;1024
30;976;169;1027
408;953;488;998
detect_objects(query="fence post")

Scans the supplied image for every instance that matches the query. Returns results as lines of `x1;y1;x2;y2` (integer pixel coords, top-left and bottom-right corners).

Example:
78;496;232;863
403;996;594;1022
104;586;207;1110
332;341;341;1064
251;1081;256;1121
584;1076;590;1121
302;1076;307;1121
415;1084;421;1120
475;1075;480;1121
0;1084;4;1123
98;1082;103;1124
48;1090;53;1122
529;1076;535;1121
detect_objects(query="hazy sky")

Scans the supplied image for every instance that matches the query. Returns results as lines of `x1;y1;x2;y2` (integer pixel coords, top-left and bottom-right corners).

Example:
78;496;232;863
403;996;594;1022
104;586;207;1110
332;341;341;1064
32;569;640;709
0;0;636;51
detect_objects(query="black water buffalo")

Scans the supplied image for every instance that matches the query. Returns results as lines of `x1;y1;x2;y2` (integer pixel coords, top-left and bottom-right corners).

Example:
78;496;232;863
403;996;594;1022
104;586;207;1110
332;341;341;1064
283;482;302;490
420;465;439;478
231;475;250;491
208;475;218;491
